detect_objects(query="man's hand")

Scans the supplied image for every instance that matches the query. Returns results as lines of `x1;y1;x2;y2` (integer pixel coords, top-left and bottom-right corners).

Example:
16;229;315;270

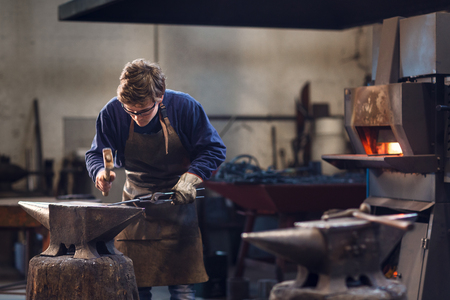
171;172;203;205
95;169;116;194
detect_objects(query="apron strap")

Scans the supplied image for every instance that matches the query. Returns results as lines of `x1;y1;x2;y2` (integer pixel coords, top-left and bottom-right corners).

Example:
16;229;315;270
128;119;135;141
159;103;172;155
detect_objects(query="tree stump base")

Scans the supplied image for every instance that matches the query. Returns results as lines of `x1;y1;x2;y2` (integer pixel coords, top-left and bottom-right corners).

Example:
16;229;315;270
26;255;138;300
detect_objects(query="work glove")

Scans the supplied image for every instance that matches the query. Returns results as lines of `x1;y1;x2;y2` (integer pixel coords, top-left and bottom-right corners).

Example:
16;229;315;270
171;172;203;205
95;169;116;194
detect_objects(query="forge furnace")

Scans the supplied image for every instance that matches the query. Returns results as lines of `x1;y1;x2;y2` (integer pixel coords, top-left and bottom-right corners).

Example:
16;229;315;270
323;12;450;300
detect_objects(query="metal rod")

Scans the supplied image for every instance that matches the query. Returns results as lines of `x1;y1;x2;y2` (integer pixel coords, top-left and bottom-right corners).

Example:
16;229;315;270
153;195;204;204
209;115;296;121
154;24;159;63
352;211;414;231
33;99;44;192
0;280;27;291
436;104;450;111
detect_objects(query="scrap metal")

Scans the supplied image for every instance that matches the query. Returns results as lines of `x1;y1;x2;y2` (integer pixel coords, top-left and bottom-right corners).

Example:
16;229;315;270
213;154;365;184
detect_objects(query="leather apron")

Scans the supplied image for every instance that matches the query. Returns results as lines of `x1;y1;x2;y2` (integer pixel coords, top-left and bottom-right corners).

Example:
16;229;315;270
115;104;208;287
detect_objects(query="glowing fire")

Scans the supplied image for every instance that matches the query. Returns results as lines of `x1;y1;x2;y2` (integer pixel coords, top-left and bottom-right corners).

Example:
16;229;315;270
387;142;402;154
356;127;403;155
377;142;403;155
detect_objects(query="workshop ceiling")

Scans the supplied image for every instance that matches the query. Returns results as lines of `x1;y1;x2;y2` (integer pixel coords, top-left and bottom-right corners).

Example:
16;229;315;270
58;0;450;30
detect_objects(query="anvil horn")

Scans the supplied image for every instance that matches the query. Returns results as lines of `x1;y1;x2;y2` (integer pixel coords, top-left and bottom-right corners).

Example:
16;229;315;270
242;227;327;271
18;201;50;229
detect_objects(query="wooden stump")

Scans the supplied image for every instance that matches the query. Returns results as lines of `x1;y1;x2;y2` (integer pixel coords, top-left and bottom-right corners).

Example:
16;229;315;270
26;255;139;300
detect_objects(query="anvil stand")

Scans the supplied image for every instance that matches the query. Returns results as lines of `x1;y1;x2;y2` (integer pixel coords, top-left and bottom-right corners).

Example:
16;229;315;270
19;202;144;300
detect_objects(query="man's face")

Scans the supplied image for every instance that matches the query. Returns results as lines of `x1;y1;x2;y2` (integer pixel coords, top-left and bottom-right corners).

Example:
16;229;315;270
122;97;163;127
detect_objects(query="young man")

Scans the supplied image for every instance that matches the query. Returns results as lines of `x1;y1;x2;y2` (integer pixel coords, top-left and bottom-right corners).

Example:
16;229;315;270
85;59;226;300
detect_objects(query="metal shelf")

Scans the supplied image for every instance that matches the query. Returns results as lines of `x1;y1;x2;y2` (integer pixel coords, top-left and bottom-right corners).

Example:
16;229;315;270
322;154;439;173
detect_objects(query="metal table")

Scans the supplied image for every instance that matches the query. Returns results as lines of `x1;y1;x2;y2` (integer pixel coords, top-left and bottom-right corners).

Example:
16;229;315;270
0;197;55;295
0;197;99;295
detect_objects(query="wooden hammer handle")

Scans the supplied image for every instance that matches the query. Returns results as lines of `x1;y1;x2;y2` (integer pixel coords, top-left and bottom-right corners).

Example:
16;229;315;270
102;148;114;197
104;169;111;182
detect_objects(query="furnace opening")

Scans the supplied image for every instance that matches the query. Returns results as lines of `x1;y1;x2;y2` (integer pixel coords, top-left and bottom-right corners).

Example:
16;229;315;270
356;126;403;155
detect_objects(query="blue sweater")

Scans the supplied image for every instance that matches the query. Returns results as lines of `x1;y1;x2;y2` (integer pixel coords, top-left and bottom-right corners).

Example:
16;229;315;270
85;89;227;182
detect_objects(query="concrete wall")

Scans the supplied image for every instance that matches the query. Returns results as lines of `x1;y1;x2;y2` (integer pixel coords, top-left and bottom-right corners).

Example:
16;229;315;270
0;0;372;194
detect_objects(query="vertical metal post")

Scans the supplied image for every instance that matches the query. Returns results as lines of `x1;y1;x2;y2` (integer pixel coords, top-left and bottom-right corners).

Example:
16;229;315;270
154;25;159;63
33;99;44;192
234;210;256;278
271;126;277;170
419;75;450;300
434;75;447;203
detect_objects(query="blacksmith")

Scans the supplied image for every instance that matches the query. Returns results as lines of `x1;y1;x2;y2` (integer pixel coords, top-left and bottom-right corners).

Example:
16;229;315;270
86;58;226;300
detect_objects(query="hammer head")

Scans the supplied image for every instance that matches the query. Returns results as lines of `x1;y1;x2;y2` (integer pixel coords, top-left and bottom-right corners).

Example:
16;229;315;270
102;148;114;170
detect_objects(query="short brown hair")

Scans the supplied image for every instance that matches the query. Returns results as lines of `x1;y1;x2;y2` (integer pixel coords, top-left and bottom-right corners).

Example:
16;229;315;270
117;59;166;106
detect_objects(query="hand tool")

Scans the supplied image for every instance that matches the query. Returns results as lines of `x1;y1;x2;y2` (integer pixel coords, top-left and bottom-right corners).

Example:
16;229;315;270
106;187;205;206
352;211;415;231
102;148;114;196
322;203;414;231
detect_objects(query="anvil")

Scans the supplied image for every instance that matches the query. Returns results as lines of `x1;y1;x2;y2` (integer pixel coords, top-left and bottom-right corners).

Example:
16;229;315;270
242;210;416;297
19;201;144;259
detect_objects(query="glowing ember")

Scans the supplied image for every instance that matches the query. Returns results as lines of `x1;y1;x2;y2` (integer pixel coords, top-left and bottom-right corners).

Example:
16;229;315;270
387;142;402;154
376;142;403;155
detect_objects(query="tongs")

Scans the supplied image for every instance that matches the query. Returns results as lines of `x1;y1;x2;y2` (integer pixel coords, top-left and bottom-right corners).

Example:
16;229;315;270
106;188;205;206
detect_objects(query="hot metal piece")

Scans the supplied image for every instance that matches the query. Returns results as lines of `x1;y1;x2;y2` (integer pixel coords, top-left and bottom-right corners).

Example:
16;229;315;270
242;211;415;299
19;201;144;259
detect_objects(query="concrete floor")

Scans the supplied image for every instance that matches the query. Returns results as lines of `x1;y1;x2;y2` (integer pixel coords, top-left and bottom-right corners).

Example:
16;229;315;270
1;281;195;299
0;259;295;300
0;286;220;300
0;287;224;300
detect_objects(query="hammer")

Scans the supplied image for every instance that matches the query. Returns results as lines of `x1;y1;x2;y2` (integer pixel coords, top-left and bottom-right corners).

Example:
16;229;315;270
102;148;114;196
